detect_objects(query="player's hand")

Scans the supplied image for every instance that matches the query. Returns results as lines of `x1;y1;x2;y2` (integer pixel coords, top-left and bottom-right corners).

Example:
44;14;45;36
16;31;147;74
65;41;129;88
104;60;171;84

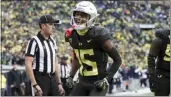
149;74;156;92
33;84;43;96
94;78;109;92
66;76;74;88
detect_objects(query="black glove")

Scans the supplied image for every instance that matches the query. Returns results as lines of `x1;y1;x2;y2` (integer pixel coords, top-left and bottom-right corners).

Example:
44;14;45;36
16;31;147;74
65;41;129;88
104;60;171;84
149;74;156;92
66;76;74;88
94;78;109;92
106;76;114;84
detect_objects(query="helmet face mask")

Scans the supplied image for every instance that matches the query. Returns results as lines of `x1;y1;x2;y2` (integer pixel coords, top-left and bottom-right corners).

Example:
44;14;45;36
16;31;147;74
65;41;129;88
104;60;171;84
70;1;99;30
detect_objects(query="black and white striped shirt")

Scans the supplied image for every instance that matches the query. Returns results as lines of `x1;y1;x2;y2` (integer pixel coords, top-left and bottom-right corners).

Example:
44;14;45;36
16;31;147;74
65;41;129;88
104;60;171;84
59;63;71;78
25;32;57;73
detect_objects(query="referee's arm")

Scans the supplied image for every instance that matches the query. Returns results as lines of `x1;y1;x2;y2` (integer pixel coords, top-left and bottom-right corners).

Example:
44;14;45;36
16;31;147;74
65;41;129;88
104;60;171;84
25;38;37;86
54;56;64;94
54;57;62;84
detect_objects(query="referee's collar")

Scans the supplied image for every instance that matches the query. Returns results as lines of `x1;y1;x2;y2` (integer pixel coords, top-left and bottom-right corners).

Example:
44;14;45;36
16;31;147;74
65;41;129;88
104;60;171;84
37;31;51;41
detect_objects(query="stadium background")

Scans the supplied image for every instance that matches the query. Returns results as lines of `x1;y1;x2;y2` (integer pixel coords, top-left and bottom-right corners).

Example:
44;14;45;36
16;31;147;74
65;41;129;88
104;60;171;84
1;0;170;96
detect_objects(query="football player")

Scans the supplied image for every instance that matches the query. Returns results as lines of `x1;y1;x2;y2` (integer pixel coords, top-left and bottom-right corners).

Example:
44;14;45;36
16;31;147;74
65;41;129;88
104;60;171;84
65;1;122;96
148;29;170;96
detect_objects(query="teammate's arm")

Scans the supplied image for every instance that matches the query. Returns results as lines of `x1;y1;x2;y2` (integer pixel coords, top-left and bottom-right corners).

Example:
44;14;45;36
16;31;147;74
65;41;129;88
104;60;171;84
149;29;170;73
102;40;122;83
147;37;162;92
148;37;162;74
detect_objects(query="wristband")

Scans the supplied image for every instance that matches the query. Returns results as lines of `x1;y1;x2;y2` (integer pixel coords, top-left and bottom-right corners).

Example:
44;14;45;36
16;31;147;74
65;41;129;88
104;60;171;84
33;84;38;88
58;83;62;85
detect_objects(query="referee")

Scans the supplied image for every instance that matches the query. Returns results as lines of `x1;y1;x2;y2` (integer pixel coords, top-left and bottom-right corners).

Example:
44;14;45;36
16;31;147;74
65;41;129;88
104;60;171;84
59;55;72;96
25;14;64;96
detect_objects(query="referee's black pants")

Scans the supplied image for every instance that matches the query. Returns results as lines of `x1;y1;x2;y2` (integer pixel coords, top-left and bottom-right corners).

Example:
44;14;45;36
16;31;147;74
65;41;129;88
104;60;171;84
155;72;170;96
33;71;60;96
61;78;72;96
70;80;108;96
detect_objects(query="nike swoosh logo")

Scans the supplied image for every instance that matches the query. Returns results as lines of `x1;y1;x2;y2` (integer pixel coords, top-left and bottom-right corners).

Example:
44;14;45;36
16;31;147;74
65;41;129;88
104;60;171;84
158;75;162;78
87;39;92;43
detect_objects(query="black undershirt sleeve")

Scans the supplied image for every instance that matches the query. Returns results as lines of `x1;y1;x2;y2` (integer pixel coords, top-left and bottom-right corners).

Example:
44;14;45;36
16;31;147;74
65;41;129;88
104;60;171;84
102;40;122;83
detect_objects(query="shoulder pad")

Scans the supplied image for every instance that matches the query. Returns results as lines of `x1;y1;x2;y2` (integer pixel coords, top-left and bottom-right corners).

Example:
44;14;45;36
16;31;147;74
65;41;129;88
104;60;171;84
94;26;110;36
93;26;111;43
155;29;170;39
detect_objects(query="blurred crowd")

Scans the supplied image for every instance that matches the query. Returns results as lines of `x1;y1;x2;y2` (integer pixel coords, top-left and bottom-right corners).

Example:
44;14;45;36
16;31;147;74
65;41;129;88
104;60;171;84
107;63;149;94
1;1;169;96
1;65;30;96
1;1;169;67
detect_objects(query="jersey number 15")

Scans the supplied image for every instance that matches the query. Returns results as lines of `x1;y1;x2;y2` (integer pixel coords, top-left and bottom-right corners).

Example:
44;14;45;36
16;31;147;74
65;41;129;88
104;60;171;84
164;44;170;62
74;49;98;76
